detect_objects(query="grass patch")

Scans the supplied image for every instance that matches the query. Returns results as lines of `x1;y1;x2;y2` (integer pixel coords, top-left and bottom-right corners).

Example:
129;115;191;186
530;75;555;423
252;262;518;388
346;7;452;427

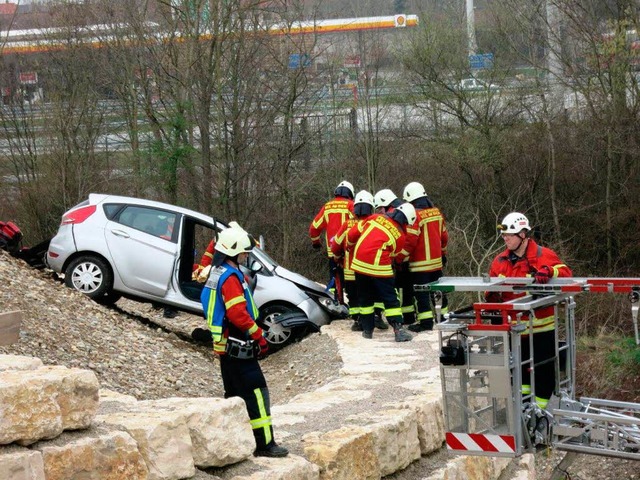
575;334;640;403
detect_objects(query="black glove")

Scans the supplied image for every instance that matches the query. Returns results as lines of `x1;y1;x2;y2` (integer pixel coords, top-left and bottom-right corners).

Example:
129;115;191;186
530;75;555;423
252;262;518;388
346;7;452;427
534;266;551;284
312;243;321;250
484;291;502;303
442;254;448;268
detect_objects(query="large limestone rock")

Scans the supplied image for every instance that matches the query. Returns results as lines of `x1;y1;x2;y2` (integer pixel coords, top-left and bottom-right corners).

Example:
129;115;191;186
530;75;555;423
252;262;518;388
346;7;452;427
345;408;421;477
95;410;195;480
303;426;379;480
396;394;445;454
444;454;512;480
136;397;254;467
0;445;45;480
0;354;43;372
37;431;148;480
229;455;321;480
0;365;99;445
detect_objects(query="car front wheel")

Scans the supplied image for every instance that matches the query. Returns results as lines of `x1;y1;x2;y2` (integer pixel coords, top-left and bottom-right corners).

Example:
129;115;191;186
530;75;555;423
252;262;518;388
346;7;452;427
259;304;303;351
64;255;114;300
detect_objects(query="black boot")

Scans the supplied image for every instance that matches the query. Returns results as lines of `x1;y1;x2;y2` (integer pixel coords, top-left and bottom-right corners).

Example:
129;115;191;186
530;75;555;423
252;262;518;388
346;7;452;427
351;320;363;331
374;314;389;330
392;323;413;342
408;320;433;332
254;442;289;457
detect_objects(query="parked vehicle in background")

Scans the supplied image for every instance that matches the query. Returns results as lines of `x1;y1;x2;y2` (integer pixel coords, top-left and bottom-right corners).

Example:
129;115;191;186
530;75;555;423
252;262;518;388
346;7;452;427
46;194;346;350
457;77;500;92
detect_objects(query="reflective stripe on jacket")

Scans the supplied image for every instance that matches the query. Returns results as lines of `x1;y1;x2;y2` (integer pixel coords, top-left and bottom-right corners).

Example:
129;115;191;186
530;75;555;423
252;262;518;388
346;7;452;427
401;207;448;272
309;197;354;257
201;263;260;355
348;214;405;278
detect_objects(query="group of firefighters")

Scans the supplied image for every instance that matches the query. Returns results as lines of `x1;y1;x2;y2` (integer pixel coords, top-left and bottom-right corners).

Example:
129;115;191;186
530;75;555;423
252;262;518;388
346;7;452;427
194;179;570;459
309;180;449;342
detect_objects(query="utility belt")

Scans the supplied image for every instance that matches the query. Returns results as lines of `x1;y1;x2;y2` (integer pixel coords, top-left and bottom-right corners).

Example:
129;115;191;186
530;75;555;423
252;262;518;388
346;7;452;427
225;337;258;360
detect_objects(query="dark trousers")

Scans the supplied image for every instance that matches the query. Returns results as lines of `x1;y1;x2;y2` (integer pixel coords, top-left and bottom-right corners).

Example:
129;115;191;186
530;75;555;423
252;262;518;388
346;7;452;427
355;273;402;332
344;278;359;317
219;355;274;449
402;270;449;324
395;266;415;324
328;258;345;303
521;330;556;402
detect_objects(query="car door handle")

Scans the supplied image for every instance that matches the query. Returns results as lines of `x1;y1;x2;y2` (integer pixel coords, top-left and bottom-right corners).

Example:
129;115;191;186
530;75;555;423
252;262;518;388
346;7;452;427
110;229;130;238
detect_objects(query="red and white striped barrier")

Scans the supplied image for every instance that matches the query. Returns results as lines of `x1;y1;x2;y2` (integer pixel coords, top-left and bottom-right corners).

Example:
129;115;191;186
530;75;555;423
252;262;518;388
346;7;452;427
446;432;516;454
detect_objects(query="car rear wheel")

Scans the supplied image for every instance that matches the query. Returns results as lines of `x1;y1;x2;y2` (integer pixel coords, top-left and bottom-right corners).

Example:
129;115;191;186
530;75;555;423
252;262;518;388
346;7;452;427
64;255;114;300
259;304;303;351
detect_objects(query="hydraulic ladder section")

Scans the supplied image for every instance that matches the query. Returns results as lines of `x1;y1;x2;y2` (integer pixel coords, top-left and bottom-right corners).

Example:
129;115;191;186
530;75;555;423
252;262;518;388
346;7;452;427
416;276;640;461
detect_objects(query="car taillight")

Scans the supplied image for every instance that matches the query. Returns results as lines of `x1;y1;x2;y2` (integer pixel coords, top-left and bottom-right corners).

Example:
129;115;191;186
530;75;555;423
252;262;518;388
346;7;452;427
61;205;97;225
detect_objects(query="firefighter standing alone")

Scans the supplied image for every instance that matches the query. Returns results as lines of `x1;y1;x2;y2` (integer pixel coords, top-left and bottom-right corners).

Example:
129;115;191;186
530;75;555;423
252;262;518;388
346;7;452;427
200;226;288;458
488;212;572;410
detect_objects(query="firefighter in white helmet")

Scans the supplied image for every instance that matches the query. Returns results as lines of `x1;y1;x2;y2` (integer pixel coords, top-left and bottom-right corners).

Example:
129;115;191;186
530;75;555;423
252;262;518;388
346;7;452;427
398;181;449;332
309;181;355;301
201;226;288;458
330;190;380;331
347;202;417;341
489;212;572;410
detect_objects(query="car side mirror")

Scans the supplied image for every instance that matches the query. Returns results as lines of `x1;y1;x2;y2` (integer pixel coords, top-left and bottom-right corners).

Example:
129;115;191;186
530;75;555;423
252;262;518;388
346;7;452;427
250;260;263;274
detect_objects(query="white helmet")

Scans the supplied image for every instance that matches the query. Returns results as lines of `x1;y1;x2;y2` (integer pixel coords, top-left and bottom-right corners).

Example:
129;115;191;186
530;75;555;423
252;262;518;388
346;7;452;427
403;181;427;203
354;190;374;207
498;212;531;234
395;202;417;225
335;180;354;199
215;226;254;257
373;189;397;209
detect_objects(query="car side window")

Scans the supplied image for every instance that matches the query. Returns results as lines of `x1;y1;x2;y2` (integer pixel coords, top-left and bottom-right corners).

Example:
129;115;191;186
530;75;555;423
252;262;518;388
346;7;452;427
116;206;178;241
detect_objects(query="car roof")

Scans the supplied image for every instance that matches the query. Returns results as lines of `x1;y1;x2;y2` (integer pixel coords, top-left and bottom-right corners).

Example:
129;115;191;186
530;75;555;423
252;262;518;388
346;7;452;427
87;193;221;225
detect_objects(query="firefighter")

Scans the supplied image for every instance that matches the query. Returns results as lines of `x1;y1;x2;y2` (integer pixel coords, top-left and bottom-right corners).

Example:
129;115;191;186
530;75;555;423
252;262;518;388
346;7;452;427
331;190;387;331
488;212;572;410
373;188;402;214
309;181;355;301
347;202;417;341
399;182;449;332
200;226;288;458
371;189;403;324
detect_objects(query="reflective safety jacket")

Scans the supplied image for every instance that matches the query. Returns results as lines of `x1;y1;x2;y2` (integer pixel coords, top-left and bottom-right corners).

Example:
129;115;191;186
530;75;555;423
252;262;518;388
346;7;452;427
200;262;262;355
347;214;405;278
401;207;448;272
309;196;354;258
331;216;372;281
489;239;572;335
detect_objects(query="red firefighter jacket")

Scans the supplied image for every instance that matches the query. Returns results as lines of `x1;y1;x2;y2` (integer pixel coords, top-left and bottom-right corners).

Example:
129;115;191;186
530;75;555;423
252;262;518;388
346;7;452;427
309;196;354;258
401;207;448;272
331;216;372;281
347;214;405;278
489;239;572;334
200;240;216;268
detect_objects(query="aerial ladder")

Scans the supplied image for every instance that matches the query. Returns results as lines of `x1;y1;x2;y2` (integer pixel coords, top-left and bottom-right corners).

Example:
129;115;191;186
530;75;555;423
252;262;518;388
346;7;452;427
416;277;640;477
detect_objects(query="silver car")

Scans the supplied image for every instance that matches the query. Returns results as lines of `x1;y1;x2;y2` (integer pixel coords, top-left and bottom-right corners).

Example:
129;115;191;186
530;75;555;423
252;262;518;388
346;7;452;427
46;194;345;349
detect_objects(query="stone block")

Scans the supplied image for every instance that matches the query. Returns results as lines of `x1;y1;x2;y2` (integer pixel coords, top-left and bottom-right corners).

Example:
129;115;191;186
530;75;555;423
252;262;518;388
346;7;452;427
0;354;43;372
345;408;421;476
303;426;379;480
38;431;148;480
0;445;45;480
229;454;320;480
137;397;254;468
95;410;195;480
396;394;445;454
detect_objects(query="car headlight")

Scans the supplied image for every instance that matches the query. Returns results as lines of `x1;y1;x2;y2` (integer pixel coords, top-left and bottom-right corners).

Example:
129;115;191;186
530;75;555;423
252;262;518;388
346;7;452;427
315;295;349;318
